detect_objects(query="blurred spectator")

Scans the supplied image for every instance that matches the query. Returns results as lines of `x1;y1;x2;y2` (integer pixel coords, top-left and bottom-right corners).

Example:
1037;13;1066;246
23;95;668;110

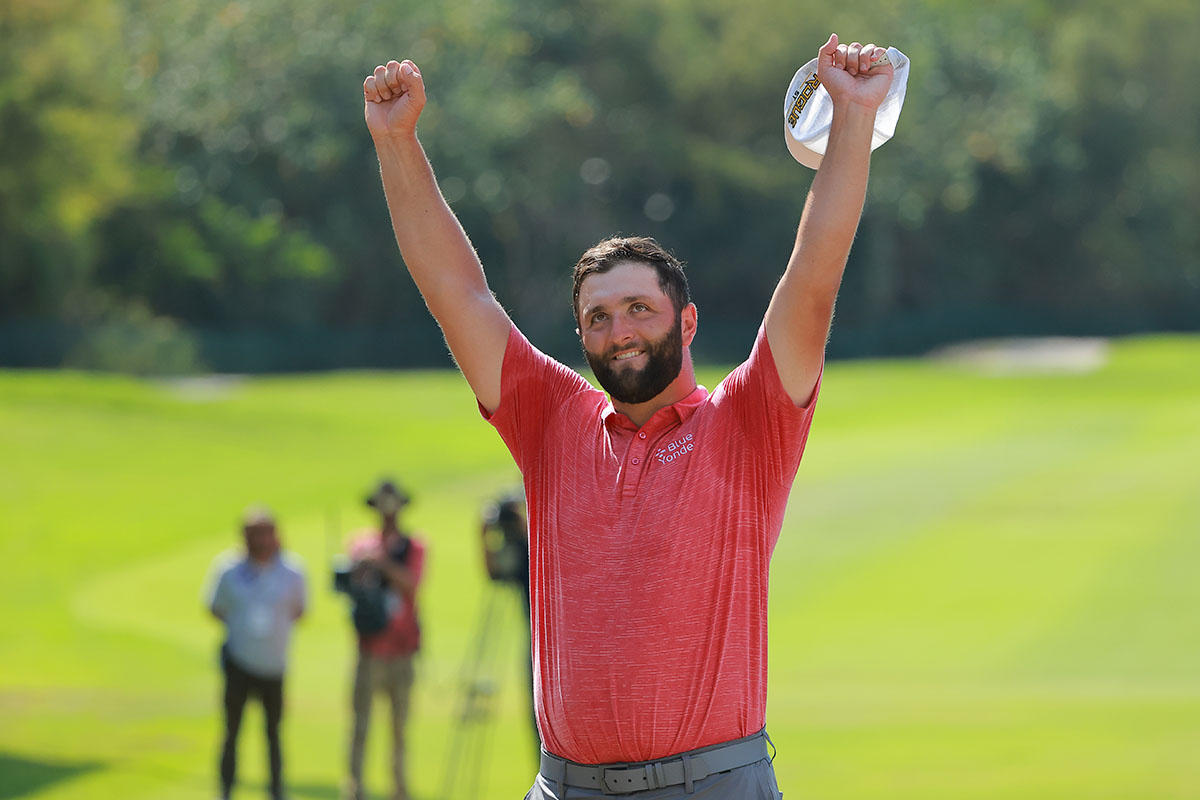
340;479;426;800
207;506;307;800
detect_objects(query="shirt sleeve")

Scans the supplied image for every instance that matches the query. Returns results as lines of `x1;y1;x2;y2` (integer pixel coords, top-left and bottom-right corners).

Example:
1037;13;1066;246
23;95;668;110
480;322;597;471
407;538;427;590
713;324;822;485
208;564;232;619
292;561;308;618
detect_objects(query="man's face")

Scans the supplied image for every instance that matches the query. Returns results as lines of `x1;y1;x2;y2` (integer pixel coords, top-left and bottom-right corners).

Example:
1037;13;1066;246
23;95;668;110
243;522;279;562
577;262;686;405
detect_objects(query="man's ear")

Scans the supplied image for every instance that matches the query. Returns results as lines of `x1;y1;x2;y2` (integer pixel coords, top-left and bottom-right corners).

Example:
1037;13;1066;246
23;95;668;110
681;303;698;347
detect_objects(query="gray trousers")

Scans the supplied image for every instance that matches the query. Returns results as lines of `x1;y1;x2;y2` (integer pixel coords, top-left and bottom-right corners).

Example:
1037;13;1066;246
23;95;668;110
525;758;783;800
346;653;414;800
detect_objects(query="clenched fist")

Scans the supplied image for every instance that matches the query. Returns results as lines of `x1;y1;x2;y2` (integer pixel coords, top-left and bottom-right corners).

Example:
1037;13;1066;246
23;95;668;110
816;34;894;112
364;60;426;140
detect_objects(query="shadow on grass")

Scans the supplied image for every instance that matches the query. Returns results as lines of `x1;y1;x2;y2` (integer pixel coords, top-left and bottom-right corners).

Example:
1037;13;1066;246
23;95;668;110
0;753;105;798
285;782;342;799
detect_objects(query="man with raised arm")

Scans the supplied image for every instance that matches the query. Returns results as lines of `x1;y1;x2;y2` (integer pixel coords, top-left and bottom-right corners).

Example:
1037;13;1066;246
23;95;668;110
364;33;893;799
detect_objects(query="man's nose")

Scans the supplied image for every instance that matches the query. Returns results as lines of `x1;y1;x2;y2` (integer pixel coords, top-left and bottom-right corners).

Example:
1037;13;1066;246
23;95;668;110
610;313;636;343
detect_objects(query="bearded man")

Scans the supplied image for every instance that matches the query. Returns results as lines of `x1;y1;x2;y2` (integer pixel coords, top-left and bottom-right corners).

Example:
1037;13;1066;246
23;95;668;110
362;33;893;799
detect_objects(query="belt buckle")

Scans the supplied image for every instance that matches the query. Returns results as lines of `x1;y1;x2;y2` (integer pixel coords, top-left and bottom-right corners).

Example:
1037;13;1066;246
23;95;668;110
600;763;644;795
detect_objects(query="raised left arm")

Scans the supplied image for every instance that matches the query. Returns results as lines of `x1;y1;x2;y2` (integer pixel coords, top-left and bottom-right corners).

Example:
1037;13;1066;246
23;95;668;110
765;34;894;405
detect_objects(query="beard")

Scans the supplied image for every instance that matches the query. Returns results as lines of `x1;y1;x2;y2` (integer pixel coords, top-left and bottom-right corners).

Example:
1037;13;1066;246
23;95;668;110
584;317;684;405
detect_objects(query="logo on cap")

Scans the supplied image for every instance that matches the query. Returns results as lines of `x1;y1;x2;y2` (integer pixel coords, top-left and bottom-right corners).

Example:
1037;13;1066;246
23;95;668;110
787;74;821;128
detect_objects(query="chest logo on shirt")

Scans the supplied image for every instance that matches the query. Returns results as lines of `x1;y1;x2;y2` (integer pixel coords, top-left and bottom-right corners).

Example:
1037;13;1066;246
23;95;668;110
654;432;695;465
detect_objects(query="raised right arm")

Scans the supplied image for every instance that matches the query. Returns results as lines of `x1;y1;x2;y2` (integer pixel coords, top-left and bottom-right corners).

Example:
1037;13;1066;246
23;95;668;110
364;60;510;412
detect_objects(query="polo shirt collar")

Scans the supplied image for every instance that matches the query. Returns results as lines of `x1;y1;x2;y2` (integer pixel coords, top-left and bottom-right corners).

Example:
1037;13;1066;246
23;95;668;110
602;385;710;433
244;554;280;573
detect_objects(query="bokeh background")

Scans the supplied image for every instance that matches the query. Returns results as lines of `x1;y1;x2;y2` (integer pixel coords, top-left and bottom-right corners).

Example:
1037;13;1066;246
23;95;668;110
4;0;1197;370
2;0;1198;798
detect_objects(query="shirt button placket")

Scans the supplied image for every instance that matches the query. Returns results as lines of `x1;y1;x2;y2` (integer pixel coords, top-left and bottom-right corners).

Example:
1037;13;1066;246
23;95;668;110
624;428;650;495
633;430;647;467
633;429;650;467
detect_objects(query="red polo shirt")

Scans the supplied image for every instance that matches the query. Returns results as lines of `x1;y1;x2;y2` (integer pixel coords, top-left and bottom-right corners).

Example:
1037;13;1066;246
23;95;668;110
483;323;819;764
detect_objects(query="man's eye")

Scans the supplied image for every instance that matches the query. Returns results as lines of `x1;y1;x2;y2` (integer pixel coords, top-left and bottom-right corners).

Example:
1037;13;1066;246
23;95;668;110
632;303;648;312
591;313;608;324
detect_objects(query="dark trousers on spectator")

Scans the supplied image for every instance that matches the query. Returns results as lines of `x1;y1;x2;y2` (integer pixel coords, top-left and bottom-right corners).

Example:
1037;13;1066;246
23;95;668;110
220;644;284;799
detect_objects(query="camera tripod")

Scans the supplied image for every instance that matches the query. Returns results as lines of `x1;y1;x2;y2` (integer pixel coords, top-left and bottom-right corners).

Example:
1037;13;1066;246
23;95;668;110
440;579;534;798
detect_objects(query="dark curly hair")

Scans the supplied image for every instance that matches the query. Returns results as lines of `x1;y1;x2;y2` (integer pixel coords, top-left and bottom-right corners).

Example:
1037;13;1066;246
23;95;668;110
571;236;690;322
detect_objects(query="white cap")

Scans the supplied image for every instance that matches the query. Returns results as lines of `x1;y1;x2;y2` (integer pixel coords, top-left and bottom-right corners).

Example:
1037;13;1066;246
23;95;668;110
783;46;911;169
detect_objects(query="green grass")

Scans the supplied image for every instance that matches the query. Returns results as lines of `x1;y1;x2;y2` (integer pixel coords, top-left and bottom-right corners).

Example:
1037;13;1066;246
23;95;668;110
1;335;1198;799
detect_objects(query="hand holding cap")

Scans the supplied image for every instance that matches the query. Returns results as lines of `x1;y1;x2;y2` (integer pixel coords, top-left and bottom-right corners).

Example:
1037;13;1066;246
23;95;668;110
783;40;911;169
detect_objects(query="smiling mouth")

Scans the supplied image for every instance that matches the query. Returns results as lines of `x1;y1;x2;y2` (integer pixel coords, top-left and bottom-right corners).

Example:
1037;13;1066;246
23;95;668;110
614;350;645;361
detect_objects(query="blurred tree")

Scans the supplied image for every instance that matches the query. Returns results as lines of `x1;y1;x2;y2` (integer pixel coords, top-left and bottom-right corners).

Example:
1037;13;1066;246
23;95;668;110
1;0;1196;371
0;0;138;318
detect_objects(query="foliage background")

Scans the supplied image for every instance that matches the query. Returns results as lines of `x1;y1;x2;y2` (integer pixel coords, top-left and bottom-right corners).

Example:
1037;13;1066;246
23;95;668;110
2;0;1197;372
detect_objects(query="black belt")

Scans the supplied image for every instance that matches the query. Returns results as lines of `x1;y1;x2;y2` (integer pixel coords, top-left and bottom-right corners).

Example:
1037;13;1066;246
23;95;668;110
539;730;770;795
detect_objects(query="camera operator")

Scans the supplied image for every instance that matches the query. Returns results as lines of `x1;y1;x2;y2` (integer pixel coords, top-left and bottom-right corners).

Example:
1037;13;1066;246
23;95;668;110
338;479;426;800
480;491;529;609
480;491;539;755
206;506;307;800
